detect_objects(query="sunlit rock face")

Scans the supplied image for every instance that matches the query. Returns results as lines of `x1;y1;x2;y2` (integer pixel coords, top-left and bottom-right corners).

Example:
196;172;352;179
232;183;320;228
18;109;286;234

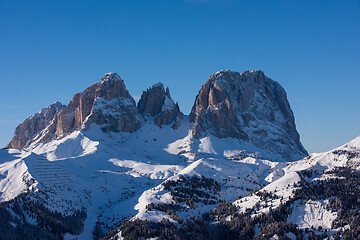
7;70;307;161
55;72;141;137
189;70;308;160
8;73;141;149
7;102;65;149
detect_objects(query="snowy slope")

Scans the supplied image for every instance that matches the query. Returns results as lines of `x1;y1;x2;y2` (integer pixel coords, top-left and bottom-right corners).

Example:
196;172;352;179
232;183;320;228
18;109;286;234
287;200;337;230
0;149;37;202
1;118;191;239
0;116;290;239
133;156;282;223
1;124;359;239
2;125;359;239
232;135;360;232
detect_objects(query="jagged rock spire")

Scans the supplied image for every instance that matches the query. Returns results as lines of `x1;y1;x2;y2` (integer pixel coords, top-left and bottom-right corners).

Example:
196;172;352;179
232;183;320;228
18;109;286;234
138;82;182;128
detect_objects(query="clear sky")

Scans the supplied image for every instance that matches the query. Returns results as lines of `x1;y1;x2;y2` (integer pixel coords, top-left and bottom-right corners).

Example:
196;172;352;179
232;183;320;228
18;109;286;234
0;0;359;153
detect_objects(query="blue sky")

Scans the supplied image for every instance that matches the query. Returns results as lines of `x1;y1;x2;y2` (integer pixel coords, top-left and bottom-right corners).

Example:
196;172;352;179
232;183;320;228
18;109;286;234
0;0;359;153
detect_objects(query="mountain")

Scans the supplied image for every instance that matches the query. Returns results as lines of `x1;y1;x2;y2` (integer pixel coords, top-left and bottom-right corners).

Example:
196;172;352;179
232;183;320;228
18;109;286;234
106;135;360;240
7;70;306;162
56;72;141;135
6;101;65;149
7;73;142;150
3;70;356;240
189;70;307;161
138;82;183;128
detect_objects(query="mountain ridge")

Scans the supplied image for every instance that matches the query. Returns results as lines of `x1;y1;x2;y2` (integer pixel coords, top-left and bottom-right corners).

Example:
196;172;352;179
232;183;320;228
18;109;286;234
0;70;359;239
6;70;307;162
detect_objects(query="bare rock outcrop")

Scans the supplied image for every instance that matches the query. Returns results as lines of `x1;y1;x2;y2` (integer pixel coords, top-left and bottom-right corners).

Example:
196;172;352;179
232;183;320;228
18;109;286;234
189;70;308;160
7;102;65;149
55;72;141;136
138;83;182;128
7;70;307;161
7;73;141;149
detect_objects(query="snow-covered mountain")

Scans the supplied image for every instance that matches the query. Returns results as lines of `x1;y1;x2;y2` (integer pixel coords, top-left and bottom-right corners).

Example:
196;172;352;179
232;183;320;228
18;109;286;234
1;70;357;240
7;70;307;161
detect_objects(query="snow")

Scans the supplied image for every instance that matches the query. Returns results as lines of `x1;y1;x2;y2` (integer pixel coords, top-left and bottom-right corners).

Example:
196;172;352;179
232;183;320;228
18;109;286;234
161;95;175;111
92;97;134;117
101;72;121;81
233;134;360;221
0;150;36;202
287;200;337;230
133;155;279;222
165;132;192;155
165;131;290;162
234;164;303;216
0;119;195;238
4;70;360;239
264;168;285;183
269;234;280;240
198;137;217;154
32;131;98;161
135;185;175;222
1;113;359;238
109;159;183;179
152;82;163;88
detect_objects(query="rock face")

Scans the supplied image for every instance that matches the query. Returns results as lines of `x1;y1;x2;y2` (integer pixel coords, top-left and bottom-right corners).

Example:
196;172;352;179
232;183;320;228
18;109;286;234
7;102;66;149
138;83;182;128
189;70;308;160
55;72;141;136
7;70;307;161
8;73;141;149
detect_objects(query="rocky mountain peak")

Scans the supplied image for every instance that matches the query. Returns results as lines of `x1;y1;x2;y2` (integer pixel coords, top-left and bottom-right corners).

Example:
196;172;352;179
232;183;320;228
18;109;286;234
189;69;308;160
6;102;66;149
165;86;171;98
138;83;166;116
138;83;182;128
7;70;306;160
100;72;121;82
8;73;142;149
55;72;141;136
